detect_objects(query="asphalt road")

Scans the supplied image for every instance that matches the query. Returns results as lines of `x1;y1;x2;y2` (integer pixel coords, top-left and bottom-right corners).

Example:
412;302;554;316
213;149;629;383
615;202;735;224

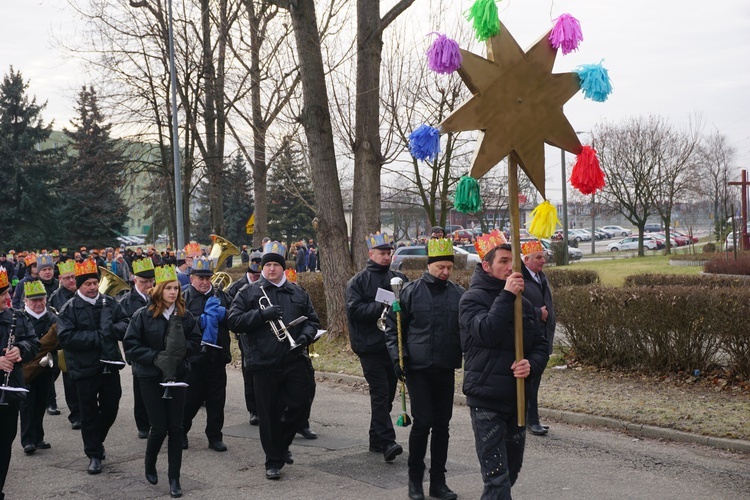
6;367;749;499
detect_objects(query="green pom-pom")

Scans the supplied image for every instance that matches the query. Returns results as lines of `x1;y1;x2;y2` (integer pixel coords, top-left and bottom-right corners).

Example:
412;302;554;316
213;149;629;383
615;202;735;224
467;0;501;41
453;175;482;213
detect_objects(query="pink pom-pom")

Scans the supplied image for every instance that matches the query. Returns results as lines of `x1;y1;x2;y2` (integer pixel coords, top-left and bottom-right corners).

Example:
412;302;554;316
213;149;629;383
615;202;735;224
426;33;462;74
549;13;583;55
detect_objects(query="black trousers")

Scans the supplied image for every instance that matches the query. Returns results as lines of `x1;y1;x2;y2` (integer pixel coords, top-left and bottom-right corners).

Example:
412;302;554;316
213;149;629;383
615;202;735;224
75;372;122;459
0;402;19;497
183;362;227;443
299;355;316;429
20;370;53;446
133;373;150;432
358;351;397;449
406;368;455;484
526;375;542;426
238;340;256;413
62;371;80;424
253;357;310;470
140;377;186;480
46;364;60;407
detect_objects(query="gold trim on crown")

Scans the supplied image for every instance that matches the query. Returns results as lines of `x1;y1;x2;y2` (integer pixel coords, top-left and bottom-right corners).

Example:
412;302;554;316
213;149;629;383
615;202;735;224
427;238;454;258
74;259;98;277
154;265;178;284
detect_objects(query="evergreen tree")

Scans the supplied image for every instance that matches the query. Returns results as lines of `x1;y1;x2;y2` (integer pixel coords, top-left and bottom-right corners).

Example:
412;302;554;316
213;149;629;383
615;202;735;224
267;144;316;244
60;86;128;247
0;67;62;248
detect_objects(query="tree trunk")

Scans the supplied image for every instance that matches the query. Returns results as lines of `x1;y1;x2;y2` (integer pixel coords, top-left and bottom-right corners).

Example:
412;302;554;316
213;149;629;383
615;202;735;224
250;2;268;247
288;0;355;338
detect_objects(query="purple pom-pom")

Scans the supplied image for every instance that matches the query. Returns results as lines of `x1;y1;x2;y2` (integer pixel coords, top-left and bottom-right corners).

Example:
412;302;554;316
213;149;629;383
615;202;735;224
426;33;462;74
408;125;441;162
549;13;583;55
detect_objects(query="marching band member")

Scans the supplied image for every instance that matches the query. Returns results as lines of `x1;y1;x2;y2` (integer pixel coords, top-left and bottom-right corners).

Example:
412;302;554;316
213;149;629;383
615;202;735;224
384;238;464;500
227;241;320;481
345;233;407;462
0;268;39;500
56;259;129;475
124;265;201;498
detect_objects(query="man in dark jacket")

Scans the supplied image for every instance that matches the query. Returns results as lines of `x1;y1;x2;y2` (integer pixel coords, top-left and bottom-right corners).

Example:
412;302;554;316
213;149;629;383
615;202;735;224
385;238;464;500
11;254;41;309
118;257;156;439
521;241;556;436
181;256;232;452
345;232;407;462
0;269;40;499
56;260;130;475
459;243;549;499
294;242;307;273
227;242;320;481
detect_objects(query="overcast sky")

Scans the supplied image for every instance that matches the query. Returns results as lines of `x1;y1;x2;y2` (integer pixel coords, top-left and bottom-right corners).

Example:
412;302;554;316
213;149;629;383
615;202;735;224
1;0;749;203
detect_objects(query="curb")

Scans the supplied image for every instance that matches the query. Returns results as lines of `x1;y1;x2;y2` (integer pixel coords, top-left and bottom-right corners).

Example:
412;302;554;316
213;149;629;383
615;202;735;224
316;371;750;455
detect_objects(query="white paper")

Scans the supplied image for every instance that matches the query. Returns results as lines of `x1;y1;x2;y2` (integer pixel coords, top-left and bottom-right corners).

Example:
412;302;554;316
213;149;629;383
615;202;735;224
315;329;328;341
374;288;395;306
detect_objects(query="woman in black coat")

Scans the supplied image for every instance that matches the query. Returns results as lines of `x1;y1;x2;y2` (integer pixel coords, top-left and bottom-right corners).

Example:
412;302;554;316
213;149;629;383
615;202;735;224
123;273;201;498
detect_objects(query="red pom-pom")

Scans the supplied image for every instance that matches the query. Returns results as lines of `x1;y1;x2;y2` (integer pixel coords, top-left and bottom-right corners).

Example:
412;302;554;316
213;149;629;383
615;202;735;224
570;145;605;195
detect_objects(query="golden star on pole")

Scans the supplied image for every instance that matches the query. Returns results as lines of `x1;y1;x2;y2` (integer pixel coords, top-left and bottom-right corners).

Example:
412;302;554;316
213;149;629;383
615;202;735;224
440;21;583;199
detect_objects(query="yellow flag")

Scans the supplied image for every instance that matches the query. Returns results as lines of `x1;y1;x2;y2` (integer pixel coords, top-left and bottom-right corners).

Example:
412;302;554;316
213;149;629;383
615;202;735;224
245;212;255;235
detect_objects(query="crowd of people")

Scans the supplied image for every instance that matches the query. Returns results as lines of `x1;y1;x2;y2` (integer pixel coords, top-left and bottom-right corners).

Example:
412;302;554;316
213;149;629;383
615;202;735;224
0;228;556;500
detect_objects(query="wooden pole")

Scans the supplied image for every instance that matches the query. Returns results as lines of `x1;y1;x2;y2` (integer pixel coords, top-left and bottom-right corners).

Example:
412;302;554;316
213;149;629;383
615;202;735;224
508;154;525;426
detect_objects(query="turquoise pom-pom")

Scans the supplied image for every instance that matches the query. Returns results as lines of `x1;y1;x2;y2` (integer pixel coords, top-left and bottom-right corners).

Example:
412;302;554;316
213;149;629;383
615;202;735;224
408;124;441;162
574;61;613;102
453;175;482;213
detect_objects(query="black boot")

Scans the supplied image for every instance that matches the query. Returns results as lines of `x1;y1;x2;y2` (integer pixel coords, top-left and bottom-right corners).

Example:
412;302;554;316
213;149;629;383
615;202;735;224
145;454;158;485
170;478;182;498
408;478;425;500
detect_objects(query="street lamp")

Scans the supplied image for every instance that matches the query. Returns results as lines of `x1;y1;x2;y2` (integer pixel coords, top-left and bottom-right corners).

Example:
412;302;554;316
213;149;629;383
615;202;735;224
560;148;569;265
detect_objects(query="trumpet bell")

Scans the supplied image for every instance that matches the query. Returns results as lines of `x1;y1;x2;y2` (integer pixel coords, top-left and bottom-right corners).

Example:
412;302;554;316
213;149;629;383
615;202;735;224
39;353;54;369
98;266;131;297
377;317;387;332
211;271;232;291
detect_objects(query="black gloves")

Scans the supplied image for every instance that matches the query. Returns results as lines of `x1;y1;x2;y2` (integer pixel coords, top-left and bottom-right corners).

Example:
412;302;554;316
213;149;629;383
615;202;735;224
394;363;406;382
260;305;284;321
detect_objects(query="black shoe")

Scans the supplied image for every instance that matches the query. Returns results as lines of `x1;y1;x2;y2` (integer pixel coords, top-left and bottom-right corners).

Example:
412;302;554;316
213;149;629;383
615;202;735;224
284;450;294;465
249;412;259;426
46;405;61;416
145;455;158;485
71;421;82;430
35;441;51;450
368;444;382;453
265;467;281;480
383;442;403;462
297;427;317;439
429;483;458;500
87;457;102;475
408;478;425;500
169;478;182;498
182;436;188;450
138;430;149;439
23;444;36;455
208;440;227;452
528;423;549;436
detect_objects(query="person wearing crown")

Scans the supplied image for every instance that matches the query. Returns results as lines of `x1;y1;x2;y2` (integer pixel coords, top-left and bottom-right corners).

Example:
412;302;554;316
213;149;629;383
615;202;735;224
119;257;157;440
0;268;40;499
384;238;465;500
520;240;556;437
459;236;549;499
227;240;321;481
56;259;130;475
345;232;408;463
124;265;202;498
11;253;41;309
18;280;57;456
181;254;233;453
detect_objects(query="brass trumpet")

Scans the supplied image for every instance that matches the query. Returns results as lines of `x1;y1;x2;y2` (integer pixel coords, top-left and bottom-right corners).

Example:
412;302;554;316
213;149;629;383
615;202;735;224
376;304;390;332
258;286;306;354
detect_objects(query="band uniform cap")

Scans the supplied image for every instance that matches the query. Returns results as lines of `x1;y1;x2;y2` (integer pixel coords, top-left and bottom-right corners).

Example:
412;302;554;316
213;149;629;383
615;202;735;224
0;268;9;292
57;260;76;276
24;279;47;299
190;257;217;275
474;230;508;260
184;241;202;258
427;238;455;261
24;252;38;267
366;232;392;250
37;254;54;270
132;258;156;278
521;240;545;256
154;265;178;284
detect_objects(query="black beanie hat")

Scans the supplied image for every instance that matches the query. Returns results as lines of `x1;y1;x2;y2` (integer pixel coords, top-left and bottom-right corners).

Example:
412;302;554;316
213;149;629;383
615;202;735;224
75;272;99;289
260;252;286;268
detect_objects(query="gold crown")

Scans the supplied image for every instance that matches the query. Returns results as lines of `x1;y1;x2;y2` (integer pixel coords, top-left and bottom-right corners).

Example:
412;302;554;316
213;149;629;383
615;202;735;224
184;241;202;257
132;258;155;275
74;259;98;277
24;252;38;266
284;268;297;283
57;260;76;276
521;240;544;256
427;238;454;258
193;257;216;272
154;265;178;284
366;232;391;250
24;280;47;298
474;230;508;260
0;268;8;289
37;254;54;269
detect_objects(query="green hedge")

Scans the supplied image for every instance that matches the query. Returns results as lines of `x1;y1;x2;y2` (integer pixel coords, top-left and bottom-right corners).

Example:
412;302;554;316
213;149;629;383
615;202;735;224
554;285;750;378
624;273;750;288
545;268;600;288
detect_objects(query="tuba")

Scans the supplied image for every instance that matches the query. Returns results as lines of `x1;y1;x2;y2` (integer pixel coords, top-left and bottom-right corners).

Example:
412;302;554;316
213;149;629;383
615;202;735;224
98;266;131;297
209;234;240;291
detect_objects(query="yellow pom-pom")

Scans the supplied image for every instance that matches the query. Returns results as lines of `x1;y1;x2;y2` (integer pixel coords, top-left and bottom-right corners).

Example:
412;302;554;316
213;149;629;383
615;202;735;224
526;200;560;239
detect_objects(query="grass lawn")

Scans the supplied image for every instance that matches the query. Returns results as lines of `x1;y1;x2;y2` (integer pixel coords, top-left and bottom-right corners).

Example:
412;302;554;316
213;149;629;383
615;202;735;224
569;254;703;287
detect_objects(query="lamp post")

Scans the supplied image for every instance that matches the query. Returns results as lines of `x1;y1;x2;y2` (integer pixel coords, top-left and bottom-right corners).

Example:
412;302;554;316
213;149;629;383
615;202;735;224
560;148;569;265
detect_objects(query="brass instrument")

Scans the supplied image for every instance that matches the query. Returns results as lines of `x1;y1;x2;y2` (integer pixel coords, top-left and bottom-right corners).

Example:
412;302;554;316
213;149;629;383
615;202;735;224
376;303;390;332
209;234;240;291
23;323;58;384
98;266;131;297
258;286;306;354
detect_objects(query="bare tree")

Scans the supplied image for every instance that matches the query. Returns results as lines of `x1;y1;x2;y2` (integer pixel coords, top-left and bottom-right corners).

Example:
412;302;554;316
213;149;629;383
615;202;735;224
696;131;738;240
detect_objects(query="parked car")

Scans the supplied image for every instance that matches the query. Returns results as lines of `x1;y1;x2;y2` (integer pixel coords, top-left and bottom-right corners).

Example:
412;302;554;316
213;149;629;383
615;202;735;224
597;227;615;238
569;229;591;242
672;230;698;243
653;232;679;248
601;225;632;237
456;244;478;254
453;246;481;265
449;229;474;242
444;225;464;234
644;223;662;233
390;244;480;270
594;229;609;240
606;235;659;252
540;239;582;261
726;232;737;251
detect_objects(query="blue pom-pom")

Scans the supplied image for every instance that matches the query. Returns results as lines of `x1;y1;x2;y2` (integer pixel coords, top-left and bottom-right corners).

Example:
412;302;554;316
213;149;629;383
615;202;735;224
408;124;441;162
574;61;612;102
